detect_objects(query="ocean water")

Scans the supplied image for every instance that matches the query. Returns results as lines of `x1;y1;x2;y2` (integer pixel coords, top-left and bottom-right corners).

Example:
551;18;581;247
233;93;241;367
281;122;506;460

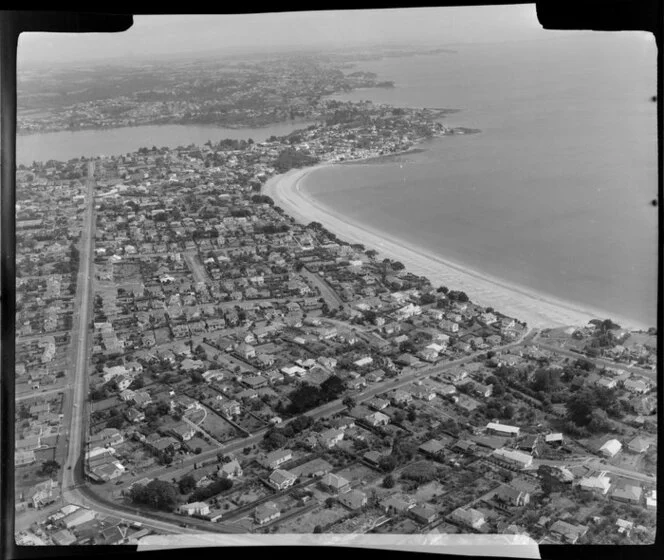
304;33;658;328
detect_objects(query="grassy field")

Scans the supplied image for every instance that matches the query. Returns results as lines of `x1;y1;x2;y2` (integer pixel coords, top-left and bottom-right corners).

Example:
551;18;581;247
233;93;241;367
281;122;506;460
334;463;378;485
187;435;218;453
275;504;348;533
200;409;240;442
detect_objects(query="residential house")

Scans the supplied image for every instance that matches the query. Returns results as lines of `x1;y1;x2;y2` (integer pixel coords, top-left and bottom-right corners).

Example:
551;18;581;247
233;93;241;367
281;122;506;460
338;489;368;510
218;459;243;479
318;428;344;449
219;400;241;418
391;389;413;406
381;495;416;515
449;507;485;530
28;479;59;509
320;472;351;494
599;439;622;458
623;379;649;394
363;450;384;468
367;397;389;411
364;411;390;427
62;507;96;529
177;502;210;516
627;437;650;454
611;484;643;505
544;433;564;446
410;504;438;525
419;439;446;459
259;449;293;470
578;473;611;495
549;520;588;544
268;468;297;491
124;407;145;423
486;422;520;438
171;423;196;442
254;501;280;525
491;448;533;470
494;485;531;508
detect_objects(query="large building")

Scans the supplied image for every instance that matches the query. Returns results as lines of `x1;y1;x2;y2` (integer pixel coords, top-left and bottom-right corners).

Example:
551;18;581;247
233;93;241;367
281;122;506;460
491;448;533;470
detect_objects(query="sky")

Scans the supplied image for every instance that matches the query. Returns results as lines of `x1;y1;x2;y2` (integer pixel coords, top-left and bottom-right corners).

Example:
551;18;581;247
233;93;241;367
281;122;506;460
17;5;555;66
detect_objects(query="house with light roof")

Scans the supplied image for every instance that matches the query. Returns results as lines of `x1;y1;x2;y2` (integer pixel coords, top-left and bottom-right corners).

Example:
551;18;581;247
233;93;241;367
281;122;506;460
599;439;622;458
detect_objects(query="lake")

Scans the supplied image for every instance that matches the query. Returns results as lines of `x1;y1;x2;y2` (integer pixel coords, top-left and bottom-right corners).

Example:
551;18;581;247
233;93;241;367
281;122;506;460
16;120;316;165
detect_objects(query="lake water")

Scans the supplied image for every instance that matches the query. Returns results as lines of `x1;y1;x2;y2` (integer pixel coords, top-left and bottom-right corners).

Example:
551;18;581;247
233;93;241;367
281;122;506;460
16;120;316;165
304;33;658;328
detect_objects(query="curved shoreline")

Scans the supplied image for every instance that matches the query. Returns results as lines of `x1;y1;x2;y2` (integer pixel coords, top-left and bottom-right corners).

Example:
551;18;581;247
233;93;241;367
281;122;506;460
263;165;650;332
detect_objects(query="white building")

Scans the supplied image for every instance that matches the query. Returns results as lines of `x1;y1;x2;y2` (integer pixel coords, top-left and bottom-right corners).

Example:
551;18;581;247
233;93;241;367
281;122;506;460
599;439;622;458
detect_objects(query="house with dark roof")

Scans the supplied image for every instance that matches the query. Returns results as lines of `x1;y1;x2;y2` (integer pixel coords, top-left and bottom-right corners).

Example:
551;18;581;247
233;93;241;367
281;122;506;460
418;439;446;459
611;484;643;505
493;485;531;509
549;520;588;544
320;472;351;494
338;489;367;510
627;437;650;454
254;501;280;525
410;504;438;525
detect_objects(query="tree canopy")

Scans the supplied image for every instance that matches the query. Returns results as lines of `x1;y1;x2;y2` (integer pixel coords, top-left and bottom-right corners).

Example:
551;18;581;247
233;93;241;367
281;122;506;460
129;480;179;512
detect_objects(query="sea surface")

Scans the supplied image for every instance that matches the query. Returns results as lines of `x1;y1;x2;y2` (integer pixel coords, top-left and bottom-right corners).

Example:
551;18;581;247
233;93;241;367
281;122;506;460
305;33;658;328
16;120;316;166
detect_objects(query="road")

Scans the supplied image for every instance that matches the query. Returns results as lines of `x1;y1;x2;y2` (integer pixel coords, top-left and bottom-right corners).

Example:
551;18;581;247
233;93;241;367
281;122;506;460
300;266;348;312
533;335;657;382
62;160;96;497
16;385;67;402
527;456;655;485
53;162;221;536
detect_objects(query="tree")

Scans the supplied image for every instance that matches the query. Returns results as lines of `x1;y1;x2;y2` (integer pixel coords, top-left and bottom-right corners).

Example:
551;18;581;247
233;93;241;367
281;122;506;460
567;388;597;427
502;404;515;420
263;429;288;451
106;415;124;430
342;396;356;410
39;460;60;477
393;410;406;424
383;474;395;488
178;474;197;494
130;480;178;512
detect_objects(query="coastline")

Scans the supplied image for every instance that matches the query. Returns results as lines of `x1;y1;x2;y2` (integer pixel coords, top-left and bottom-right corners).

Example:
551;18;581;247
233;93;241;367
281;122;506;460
263;164;650;332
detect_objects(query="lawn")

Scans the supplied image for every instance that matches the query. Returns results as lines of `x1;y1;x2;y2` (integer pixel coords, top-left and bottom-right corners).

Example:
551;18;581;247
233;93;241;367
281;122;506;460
334;463;379;485
234;412;266;433
413;480;446;502
187;435;217;454
229;484;268;507
275;505;348;533
34;447;56;463
199;409;241;442
91;395;122;413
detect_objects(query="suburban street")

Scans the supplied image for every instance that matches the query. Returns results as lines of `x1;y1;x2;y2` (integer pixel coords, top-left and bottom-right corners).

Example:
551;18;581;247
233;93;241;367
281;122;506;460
61;160;97;497
533;333;657;381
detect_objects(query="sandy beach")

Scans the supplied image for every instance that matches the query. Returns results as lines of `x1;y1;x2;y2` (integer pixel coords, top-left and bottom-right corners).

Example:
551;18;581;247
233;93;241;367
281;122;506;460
263;165;649;331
